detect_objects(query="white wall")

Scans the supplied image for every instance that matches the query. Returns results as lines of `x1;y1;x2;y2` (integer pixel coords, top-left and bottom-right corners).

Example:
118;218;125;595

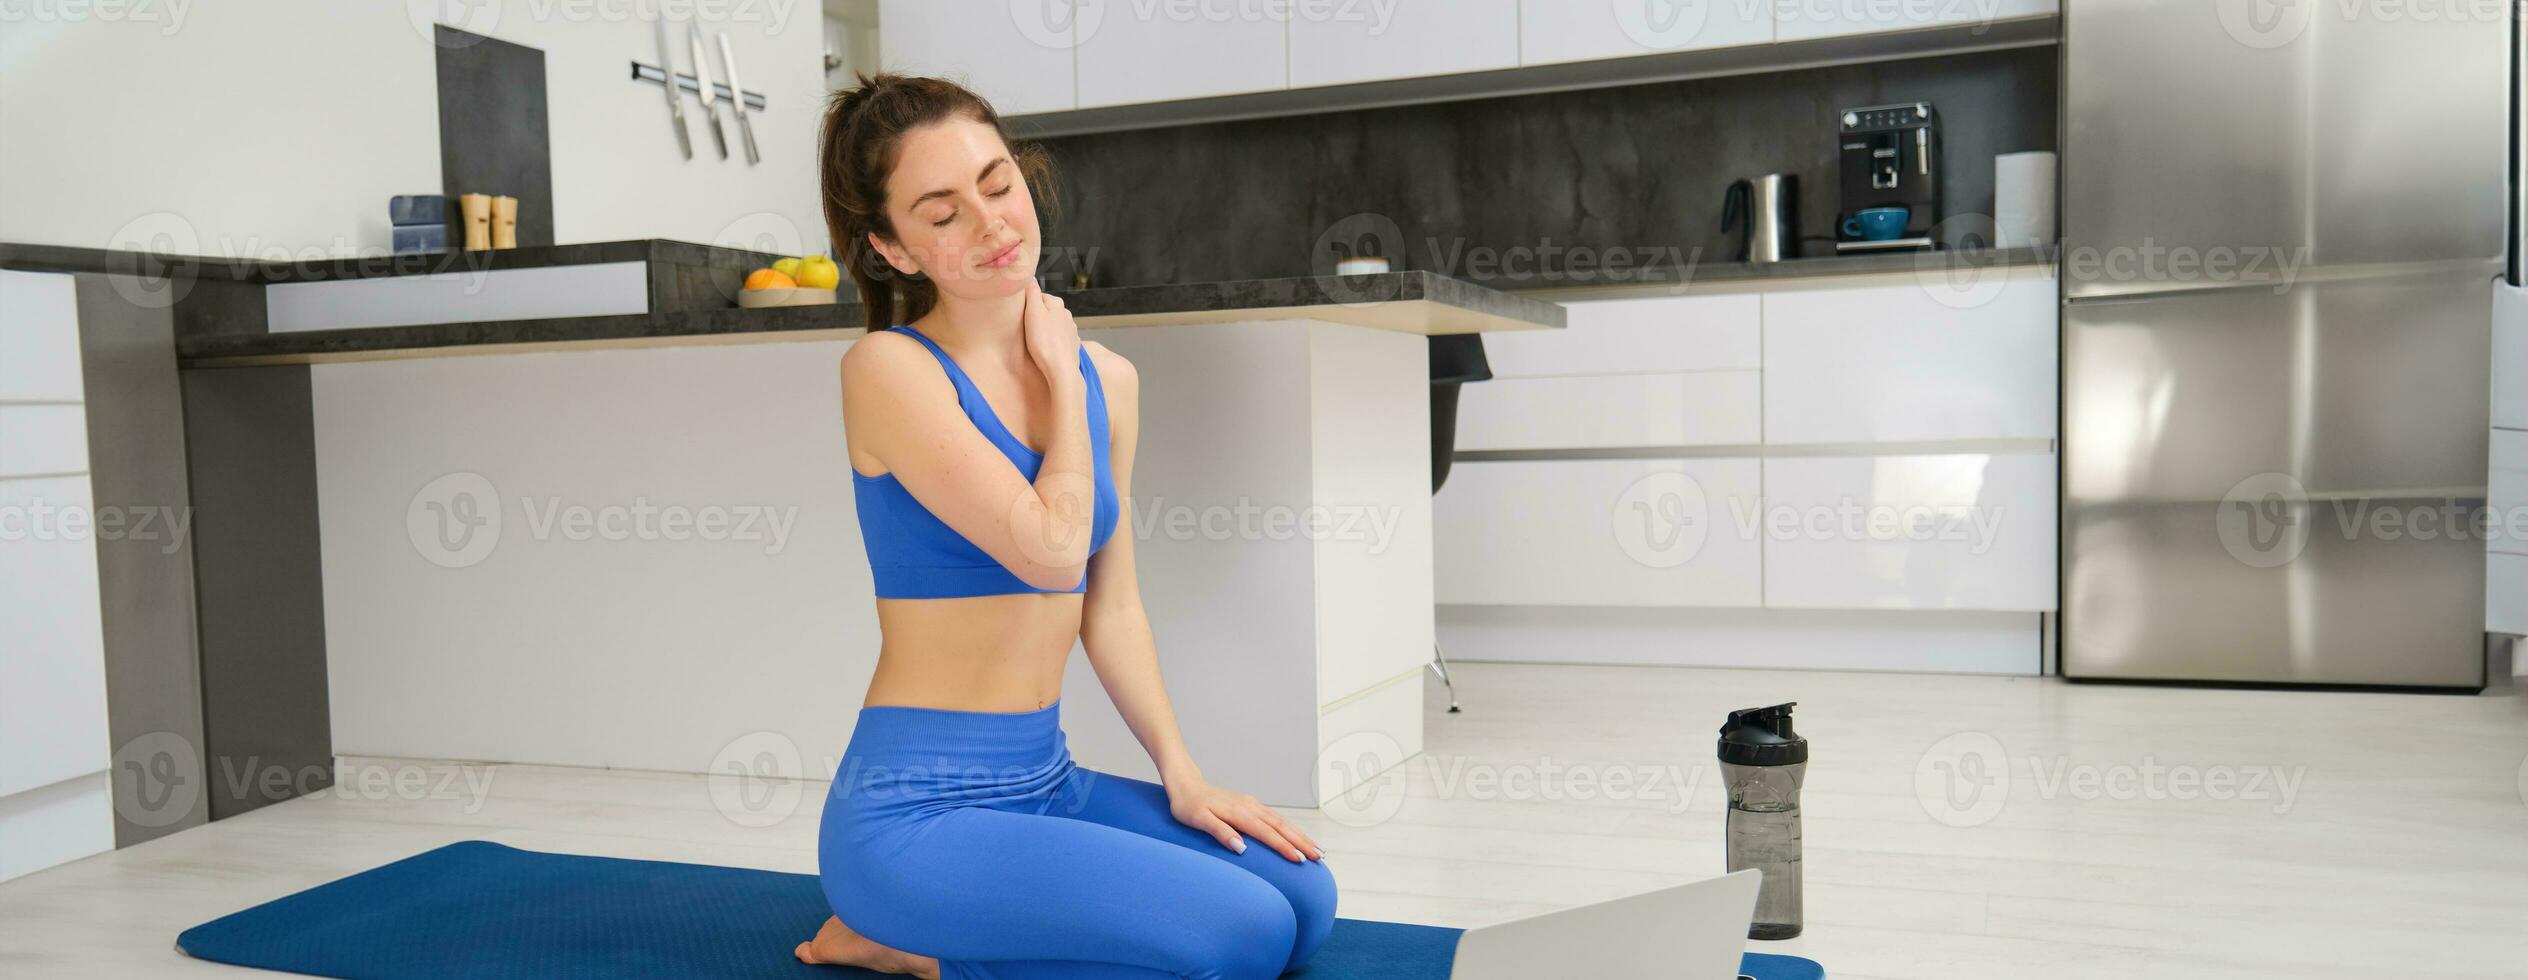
0;1;827;258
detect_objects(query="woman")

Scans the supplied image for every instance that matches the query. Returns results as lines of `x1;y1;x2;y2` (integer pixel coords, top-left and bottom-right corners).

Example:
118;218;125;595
793;73;1336;980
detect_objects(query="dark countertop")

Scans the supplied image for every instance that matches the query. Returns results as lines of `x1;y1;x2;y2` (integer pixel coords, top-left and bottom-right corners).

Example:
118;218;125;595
172;268;1566;367
1493;245;2058;301
0;238;778;284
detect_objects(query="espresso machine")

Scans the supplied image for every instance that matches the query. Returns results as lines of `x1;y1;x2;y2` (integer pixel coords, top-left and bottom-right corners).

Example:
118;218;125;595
1835;102;1939;253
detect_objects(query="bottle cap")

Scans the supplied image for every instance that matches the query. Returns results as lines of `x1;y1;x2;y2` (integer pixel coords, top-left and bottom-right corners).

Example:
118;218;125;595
1717;702;1808;767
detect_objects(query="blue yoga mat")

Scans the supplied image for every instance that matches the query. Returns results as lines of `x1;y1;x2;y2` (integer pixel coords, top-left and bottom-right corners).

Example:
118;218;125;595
176;841;1822;979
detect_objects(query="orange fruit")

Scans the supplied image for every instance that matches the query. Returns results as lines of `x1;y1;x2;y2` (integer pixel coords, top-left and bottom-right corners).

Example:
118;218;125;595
744;268;797;290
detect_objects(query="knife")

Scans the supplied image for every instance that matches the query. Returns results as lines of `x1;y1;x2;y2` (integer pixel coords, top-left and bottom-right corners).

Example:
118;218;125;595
655;16;691;159
717;32;761;166
688;24;728;159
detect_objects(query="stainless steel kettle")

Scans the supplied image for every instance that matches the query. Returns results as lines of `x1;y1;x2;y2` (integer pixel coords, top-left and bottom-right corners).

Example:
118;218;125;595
1721;174;1799;264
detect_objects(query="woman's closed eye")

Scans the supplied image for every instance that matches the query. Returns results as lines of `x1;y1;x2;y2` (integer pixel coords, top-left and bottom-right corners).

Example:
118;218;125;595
926;185;1014;227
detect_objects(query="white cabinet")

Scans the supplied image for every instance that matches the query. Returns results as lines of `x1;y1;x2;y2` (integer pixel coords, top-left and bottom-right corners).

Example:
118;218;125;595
1761;453;2057;611
1482;293;1760;377
1075;2;1288;108
0;270;84;401
1762;271;2058;445
0;270;112;883
1519;0;1774;67
879;0;1077;116
1773;0;2057;43
1435;457;1761;607
1291;0;1519;88
1456;372;1760;450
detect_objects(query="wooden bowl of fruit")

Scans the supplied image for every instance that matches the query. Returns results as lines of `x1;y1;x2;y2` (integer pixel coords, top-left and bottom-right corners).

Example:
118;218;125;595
738;255;842;308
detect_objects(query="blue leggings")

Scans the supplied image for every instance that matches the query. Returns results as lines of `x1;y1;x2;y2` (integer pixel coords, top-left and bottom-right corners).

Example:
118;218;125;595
816;701;1337;979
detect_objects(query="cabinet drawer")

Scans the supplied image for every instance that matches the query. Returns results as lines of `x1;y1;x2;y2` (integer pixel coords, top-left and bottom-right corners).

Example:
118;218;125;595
0;475;110;798
1763;272;2057;444
1289;0;1518;88
1519;0;1774;66
879;0;1077;115
2495;284;2528;430
1455;371;1759;451
1762;452;2058;611
1483;293;1760;377
2489;552;2528;635
1773;0;2056;42
1435;457;1761;607
2492;429;2528;557
1076;5;1287;108
0;271;82;402
0;404;89;478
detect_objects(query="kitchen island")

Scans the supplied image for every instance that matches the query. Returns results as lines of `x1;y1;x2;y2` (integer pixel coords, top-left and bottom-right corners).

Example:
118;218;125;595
11;239;1560;814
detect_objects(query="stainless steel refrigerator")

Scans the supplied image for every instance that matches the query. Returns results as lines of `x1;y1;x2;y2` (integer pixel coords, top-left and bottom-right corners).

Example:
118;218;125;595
2059;2;2510;687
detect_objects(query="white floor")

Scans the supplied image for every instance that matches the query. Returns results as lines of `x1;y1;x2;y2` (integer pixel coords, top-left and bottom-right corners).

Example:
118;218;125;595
4;663;2525;979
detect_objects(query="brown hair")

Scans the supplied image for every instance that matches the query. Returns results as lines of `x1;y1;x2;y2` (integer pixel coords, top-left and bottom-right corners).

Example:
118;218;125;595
818;72;1060;333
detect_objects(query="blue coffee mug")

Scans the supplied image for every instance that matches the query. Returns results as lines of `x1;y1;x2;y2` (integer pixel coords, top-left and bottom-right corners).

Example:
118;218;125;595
1842;207;1911;241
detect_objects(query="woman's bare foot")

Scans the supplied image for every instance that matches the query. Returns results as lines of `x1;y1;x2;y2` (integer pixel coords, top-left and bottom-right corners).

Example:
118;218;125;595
795;915;941;978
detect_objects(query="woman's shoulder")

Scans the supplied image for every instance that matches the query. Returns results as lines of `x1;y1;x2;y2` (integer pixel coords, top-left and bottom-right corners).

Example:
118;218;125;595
1082;340;1136;392
841;327;936;386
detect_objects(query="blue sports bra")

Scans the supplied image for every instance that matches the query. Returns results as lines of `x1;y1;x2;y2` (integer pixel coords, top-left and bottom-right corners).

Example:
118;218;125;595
851;324;1120;598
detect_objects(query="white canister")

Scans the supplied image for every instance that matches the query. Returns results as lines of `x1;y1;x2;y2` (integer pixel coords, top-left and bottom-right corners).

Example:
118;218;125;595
1994;151;2057;249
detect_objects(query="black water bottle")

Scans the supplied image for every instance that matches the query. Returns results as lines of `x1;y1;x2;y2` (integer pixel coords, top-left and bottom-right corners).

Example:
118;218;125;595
1719;703;1807;940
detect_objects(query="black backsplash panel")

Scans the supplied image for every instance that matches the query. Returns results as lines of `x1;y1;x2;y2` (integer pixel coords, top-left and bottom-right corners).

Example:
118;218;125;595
1035;47;2055;289
435;26;555;248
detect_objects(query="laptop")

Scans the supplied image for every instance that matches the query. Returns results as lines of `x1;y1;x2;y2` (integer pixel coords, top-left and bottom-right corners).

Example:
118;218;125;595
1447;869;1764;979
